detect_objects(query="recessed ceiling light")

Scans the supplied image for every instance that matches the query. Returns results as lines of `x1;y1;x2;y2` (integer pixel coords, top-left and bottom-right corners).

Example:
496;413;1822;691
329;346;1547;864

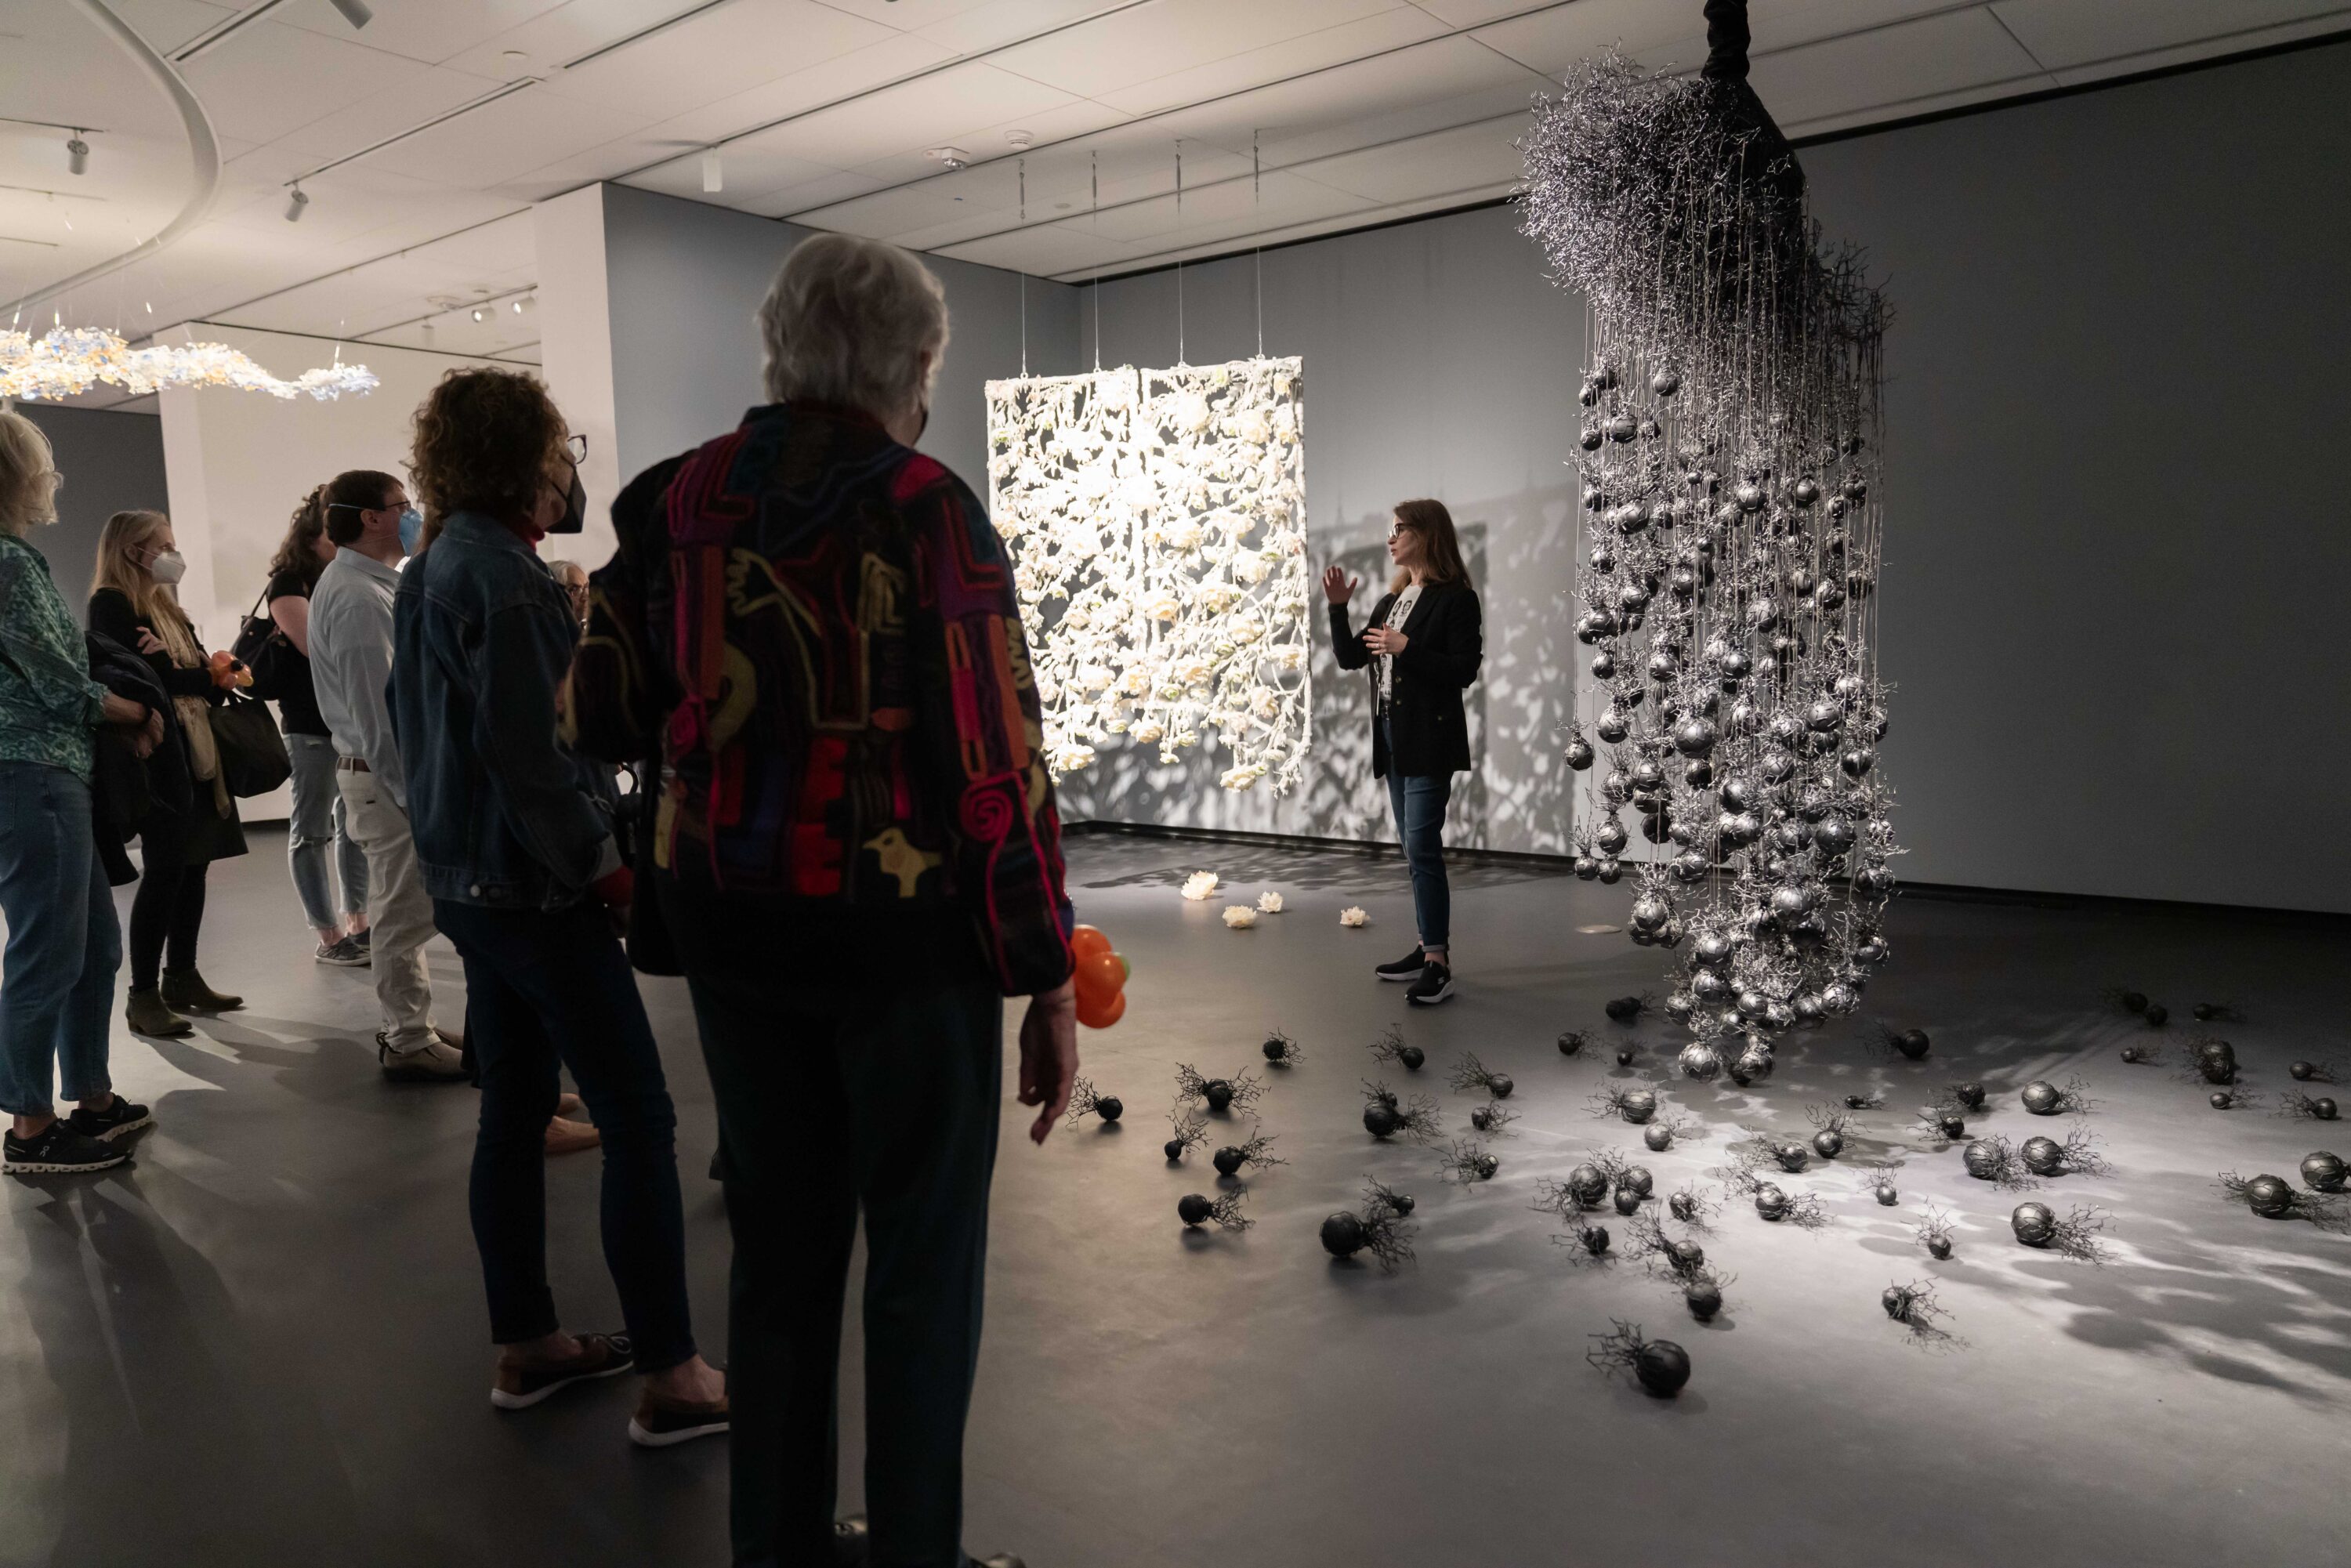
471;308;485;322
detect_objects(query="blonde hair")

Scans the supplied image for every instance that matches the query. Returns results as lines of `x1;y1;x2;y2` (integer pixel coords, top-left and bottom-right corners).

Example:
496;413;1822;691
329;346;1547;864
758;233;948;418
93;509;198;661
0;409;60;538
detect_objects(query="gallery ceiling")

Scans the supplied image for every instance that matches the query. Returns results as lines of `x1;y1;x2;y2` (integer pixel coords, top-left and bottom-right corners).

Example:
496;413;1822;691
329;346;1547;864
5;0;2346;407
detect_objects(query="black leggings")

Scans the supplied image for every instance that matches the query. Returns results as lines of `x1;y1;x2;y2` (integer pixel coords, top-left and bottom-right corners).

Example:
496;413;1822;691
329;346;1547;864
129;856;208;990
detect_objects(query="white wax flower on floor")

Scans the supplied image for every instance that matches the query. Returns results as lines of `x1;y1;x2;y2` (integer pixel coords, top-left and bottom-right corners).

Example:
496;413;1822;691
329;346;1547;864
1256;890;1284;913
1223;906;1258;929
1181;871;1219;901
1339;906;1369;927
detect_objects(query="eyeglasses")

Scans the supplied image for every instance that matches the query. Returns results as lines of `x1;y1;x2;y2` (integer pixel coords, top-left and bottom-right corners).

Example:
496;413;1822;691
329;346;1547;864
563;434;588;465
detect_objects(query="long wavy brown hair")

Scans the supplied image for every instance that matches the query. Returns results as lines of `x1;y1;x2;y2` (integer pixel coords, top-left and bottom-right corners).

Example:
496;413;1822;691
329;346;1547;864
1389;498;1470;593
267;485;330;587
408;367;565;526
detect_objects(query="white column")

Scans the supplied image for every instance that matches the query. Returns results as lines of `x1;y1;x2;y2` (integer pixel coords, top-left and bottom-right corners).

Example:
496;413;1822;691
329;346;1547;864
531;185;621;567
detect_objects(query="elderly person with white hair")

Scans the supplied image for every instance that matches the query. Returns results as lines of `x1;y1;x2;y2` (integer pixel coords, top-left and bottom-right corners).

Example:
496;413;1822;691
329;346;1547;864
566;232;1076;1568
0;409;160;1175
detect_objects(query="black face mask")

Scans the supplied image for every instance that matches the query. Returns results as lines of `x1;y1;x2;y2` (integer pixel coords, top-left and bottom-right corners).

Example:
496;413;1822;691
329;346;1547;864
914;402;929;443
550;469;586;534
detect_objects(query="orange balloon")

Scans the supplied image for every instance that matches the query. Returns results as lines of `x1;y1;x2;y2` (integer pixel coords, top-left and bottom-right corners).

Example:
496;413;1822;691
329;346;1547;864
1074;949;1125;1008
1070;925;1114;961
1078;989;1126;1029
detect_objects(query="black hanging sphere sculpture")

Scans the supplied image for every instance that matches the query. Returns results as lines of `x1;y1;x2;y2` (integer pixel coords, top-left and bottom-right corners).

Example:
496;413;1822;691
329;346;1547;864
1178;1194;1215;1226
2301;1151;2346;1192
2011;1202;2057;1247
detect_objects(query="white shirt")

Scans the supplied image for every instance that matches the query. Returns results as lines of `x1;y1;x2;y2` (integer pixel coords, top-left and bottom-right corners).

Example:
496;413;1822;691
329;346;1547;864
308;545;407;805
1378;582;1422;708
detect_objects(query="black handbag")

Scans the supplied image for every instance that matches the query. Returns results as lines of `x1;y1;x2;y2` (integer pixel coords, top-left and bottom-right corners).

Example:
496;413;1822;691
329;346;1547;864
229;587;295;702
209;691;292;797
618;762;681;976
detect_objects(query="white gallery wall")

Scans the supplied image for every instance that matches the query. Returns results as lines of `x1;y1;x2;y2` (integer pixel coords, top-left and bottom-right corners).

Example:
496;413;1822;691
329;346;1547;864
158;326;511;820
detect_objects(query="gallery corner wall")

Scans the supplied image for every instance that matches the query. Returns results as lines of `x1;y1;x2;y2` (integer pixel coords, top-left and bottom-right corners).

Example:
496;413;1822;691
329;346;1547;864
533;182;1086;559
9;403;168;623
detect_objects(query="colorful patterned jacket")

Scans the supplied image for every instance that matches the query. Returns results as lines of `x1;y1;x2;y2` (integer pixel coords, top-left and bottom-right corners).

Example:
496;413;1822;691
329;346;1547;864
565;402;1074;998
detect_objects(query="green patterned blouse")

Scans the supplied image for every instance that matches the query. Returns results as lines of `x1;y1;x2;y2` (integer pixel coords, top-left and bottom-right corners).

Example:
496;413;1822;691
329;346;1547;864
0;532;108;782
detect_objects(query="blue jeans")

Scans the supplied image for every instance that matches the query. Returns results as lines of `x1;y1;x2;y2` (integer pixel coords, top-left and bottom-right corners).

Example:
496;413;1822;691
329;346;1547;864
285;733;367;934
1380;718;1453;954
433;898;697;1371
0;762;122;1117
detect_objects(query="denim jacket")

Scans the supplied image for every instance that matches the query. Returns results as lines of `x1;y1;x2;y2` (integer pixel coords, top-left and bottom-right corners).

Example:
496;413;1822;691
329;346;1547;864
390;511;617;911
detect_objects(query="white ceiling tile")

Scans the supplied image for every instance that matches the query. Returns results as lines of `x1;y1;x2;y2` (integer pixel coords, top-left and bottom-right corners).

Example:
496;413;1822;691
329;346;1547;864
1096;5;1451;117
990;0;1407;96
270;65;516;167
89;0;237;56
914;0;1145;56
1406;0;1546;24
746;61;1079;168
523;0;895;121
262;0;571;66
1145;34;1541;161
1297;111;1527;201
179;20;432;147
813;0;1032;30
1748;7;2052;129
1990;0;2349;71
355;85;661;187
626;31;961;147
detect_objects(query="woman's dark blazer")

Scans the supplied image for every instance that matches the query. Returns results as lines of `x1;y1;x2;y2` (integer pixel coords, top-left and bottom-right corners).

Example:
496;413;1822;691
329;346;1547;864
1328;578;1482;779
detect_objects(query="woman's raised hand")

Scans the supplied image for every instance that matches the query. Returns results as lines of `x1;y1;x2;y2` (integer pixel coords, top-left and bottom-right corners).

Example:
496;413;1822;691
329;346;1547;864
1320;563;1357;605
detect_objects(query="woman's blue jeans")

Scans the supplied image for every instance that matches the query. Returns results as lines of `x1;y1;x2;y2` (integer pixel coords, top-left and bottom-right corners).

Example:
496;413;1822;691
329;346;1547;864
285;733;368;933
1380;718;1453;954
0;762;122;1117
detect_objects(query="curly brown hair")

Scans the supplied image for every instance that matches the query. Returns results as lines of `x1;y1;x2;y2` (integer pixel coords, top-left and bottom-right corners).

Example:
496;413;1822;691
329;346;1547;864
408;367;565;523
267;485;330;585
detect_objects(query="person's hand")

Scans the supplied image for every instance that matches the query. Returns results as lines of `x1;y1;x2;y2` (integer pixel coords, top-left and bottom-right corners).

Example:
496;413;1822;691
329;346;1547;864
1018;980;1079;1145
1320;563;1357;605
135;628;166;657
1364;626;1408;656
143;708;165;753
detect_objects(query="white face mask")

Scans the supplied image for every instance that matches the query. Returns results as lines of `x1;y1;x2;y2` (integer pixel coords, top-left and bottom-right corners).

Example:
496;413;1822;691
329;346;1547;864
147;549;187;586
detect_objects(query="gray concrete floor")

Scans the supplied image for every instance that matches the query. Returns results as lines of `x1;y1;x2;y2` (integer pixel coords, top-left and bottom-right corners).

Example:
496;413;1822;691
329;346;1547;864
4;831;2348;1567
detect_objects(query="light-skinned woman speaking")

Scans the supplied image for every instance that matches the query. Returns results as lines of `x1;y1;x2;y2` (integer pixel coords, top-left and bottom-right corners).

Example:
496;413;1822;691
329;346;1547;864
1324;498;1483;1005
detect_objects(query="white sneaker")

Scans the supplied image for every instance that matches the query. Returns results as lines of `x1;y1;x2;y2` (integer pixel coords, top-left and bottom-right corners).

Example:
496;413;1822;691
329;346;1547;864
379;1034;469;1081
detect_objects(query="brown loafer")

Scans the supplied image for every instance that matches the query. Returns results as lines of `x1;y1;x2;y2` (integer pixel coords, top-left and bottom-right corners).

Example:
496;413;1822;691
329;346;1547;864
490;1332;634;1410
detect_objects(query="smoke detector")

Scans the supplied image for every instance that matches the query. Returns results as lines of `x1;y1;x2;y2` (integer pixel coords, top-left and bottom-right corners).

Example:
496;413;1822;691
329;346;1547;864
1005;130;1034;150
926;146;970;171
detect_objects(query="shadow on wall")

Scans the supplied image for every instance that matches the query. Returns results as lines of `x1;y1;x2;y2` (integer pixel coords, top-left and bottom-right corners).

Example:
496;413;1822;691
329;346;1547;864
1063;487;1574;855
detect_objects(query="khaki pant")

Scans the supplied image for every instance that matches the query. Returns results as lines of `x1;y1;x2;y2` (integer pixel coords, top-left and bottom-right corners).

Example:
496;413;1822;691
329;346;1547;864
335;769;440;1053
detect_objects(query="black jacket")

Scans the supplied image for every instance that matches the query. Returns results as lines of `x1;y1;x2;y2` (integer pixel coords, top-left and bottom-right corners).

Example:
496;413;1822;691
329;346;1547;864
1329;580;1482;778
84;629;188;885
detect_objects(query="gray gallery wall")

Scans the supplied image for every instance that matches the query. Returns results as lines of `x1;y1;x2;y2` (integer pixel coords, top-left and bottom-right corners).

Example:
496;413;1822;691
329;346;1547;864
1058;207;1586;860
9;403;169;626
1056;38;2351;914
598;183;1082;497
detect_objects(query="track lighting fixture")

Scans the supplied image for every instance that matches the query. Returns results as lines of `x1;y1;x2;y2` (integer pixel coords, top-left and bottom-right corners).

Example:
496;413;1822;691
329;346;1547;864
285;185;310;223
327;0;373;27
701;150;723;194
67;133;89;176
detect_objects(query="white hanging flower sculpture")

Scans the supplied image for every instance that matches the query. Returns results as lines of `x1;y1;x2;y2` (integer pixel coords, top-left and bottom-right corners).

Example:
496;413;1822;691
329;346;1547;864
984;357;1311;793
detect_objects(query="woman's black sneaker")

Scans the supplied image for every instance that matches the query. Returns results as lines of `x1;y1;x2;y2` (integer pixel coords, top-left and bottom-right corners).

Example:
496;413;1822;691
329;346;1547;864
5;1122;130;1176
1375;946;1427;982
68;1095;154;1142
1407;961;1455;1005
